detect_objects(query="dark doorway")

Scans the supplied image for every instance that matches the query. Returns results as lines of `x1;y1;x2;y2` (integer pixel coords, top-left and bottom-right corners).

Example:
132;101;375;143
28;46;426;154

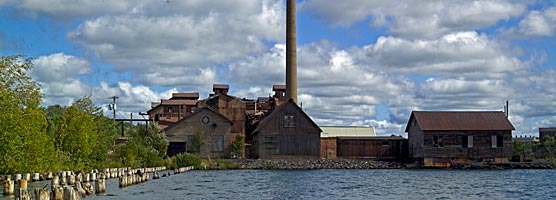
167;142;187;157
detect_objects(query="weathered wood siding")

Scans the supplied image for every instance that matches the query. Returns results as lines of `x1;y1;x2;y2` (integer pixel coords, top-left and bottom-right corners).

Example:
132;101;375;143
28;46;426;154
336;138;407;159
407;118;425;159
255;101;321;159
422;130;512;160
164;108;232;158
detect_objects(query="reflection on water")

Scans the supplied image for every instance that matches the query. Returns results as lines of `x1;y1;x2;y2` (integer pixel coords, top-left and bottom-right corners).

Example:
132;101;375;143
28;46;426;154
2;169;556;199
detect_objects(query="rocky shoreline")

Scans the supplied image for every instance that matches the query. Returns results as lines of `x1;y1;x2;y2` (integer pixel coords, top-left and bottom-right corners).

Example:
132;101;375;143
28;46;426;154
232;159;556;170
233;159;409;170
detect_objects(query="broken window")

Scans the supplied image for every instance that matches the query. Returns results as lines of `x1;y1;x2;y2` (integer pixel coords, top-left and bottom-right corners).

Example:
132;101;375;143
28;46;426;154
433;136;443;147
462;135;473;148
492;135;504;148
284;115;296;127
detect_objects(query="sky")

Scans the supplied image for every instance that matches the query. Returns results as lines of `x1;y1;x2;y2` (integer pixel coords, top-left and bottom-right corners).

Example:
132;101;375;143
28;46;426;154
1;0;555;136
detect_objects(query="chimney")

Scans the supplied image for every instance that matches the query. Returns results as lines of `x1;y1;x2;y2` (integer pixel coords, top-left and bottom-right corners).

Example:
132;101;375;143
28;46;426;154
286;0;297;103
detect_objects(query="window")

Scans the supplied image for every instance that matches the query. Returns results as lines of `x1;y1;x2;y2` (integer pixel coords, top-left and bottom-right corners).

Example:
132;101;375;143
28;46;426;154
265;136;278;149
381;140;390;146
462;135;473;148
284;115;296;127
433;136;443;147
492;135;504;148
212;135;224;152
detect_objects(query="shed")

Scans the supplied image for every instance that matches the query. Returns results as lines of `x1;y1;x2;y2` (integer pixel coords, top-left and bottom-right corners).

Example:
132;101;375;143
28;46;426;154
251;99;321;159
406;111;514;167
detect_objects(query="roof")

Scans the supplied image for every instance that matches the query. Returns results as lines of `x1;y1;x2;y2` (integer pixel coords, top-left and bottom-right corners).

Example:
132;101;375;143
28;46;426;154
147;99;198;114
321;126;375;138
405;111;515;132
170;92;199;99
336;135;407;140
213;84;229;89
272;85;286;90
252;99;321;134
539;127;556;131
164;106;233;131
161;99;198;106
257;97;270;102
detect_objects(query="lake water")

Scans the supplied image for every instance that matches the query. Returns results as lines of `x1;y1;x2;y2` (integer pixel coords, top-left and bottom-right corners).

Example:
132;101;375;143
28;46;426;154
2;169;556;199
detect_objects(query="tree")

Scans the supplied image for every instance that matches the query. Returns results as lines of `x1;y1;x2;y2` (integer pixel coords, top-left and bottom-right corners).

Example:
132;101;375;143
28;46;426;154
0;55;56;173
231;134;245;158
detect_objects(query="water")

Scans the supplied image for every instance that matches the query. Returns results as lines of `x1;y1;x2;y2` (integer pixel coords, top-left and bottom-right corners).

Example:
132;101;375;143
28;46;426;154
2;169;556;199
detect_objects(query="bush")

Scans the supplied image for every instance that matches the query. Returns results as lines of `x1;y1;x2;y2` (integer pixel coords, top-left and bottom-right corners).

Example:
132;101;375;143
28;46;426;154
174;153;202;169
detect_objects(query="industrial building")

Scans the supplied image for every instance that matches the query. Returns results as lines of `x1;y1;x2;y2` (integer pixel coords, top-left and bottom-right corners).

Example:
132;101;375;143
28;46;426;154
406;111;514;167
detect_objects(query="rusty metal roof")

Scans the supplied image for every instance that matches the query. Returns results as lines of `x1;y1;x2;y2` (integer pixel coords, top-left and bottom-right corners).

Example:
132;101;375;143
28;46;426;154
272;85;286;90
171;92;199;99
161;99;198;106
406;111;515;131
213;84;229;89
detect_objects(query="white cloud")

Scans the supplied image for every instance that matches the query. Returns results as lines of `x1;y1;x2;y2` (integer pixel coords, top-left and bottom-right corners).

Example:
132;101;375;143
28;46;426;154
31;53;92;106
93;81;177;117
517;7;556;37
355;31;528;77
301;0;526;39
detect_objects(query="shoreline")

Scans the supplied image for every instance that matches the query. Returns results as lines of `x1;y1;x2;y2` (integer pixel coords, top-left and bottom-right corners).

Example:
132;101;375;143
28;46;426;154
231;159;556;170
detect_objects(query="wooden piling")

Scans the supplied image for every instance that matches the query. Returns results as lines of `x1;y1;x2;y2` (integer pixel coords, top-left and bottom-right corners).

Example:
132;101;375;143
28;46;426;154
95;179;106;194
63;186;79;200
83;182;94;195
34;188;50;200
118;176;127;188
69;174;76;185
2;179;14;196
52;186;63;200
14;174;22;182
31;173;40;182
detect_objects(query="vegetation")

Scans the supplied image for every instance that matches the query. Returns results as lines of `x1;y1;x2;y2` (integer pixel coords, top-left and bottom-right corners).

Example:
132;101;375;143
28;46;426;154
173;153;203;169
513;136;556;161
0;55;169;174
231;134;245;158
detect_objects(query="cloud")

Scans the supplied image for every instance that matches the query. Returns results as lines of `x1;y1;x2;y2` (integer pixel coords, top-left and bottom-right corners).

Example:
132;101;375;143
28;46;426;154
228;41;413;128
301;0;526;39
93;81;177;117
13;0;130;18
517;7;556;37
355;31;528;77
68;0;284;89
30;53;92;106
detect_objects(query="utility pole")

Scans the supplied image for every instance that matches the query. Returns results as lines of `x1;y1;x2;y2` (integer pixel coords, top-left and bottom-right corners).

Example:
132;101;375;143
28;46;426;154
109;96;119;121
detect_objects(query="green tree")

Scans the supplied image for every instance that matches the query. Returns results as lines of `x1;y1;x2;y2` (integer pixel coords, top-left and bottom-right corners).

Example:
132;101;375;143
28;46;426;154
114;122;167;168
231;134;245;158
0;55;56;174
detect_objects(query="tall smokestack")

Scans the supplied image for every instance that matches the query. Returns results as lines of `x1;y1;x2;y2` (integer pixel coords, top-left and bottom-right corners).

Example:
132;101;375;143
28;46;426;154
286;0;297;103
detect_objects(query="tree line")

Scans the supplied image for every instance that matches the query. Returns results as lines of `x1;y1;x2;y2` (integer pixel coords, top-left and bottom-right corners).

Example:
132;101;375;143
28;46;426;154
1;55;168;174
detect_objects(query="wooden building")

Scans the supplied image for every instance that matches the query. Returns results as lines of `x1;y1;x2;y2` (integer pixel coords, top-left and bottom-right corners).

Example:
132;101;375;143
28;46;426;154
163;107;232;158
148;93;199;130
197;84;246;142
406;111;514;167
539;127;556;139
250;99;321;159
336;136;407;159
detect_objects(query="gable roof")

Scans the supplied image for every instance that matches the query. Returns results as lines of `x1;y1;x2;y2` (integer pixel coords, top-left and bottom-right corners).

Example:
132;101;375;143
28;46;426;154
252;99;321;134
164;106;233;131
405;111;515;132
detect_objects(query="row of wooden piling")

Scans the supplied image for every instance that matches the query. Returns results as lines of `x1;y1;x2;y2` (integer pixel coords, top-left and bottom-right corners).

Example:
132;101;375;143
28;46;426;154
2;166;195;199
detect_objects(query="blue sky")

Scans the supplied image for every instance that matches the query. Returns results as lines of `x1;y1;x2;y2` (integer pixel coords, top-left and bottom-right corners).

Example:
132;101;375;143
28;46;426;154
1;0;556;136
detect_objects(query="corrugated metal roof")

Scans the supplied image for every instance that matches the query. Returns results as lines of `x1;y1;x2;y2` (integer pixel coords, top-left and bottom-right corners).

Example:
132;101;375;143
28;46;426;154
407;111;515;131
161;99;198;105
321;126;376;138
